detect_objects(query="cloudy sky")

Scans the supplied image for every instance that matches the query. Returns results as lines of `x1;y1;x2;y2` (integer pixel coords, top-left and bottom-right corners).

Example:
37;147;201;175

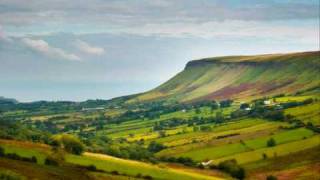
0;0;319;102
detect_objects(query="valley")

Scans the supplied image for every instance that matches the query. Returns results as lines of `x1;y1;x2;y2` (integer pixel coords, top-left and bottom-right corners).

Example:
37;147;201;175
0;51;319;180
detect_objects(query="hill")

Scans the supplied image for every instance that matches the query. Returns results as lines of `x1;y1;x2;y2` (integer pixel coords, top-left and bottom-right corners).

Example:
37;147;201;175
130;51;320;103
0;96;18;104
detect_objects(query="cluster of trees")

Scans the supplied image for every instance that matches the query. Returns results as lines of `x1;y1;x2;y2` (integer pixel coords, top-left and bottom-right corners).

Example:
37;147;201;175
267;138;276;147
219;99;233;108
88;135;155;161
0;98;113;116
0;146;37;164
153;118;186;130
231;98;316;122
231;103;285;121
0;118;50;143
159;156;196;166
153;111;227;132
211;159;245;180
110;99;228;125
187;112;226;126
84;135;169;163
147;141;166;153
306;122;320;133
50;134;85;155
34;120;59;133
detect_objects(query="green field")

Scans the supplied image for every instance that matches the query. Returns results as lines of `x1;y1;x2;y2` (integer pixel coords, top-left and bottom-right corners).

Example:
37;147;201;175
0;51;319;179
66;153;222;180
0;140;225;180
174;128;315;161
212;135;320;165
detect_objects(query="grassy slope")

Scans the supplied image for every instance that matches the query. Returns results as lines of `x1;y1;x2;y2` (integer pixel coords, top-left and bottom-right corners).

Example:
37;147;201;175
67;153;223;180
211;135;320;165
0;139;224;180
130;51;320;103
244;146;320;180
179;128;315;161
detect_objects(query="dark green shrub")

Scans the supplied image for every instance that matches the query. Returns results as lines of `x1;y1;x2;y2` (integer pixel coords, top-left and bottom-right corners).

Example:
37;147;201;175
267;138;276;147
266;175;278;180
0;146;4;157
31;156;37;163
45;156;59;166
143;175;153;180
176;157;195;166
6;153;21;160
218;159;245;180
262;153;268;160
87;165;97;171
148;141;166;153
61;135;85;155
111;170;119;175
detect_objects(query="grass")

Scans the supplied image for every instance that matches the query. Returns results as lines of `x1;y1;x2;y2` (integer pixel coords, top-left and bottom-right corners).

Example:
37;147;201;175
103;106;235;141
0;168;25;180
212;135;320;165
66;152;222;180
274;96;313;103
175;128;314;161
285;101;320;125
156;119;286;154
0;139;223;180
1;144;47;164
243;146;320;172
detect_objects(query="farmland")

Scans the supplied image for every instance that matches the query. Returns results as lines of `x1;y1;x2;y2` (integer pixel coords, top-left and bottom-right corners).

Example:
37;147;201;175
0;51;320;179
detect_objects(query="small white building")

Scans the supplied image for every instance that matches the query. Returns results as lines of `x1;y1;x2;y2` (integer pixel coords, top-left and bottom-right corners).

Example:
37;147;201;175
263;100;271;105
201;160;213;166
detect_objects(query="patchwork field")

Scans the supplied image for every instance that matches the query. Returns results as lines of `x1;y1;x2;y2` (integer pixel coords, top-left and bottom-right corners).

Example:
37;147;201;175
1;51;319;179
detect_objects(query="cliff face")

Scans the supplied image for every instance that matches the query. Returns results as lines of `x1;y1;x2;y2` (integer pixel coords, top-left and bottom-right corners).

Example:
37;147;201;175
131;51;320;103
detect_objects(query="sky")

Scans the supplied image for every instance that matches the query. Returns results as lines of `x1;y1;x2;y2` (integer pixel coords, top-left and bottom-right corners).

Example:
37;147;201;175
0;0;319;102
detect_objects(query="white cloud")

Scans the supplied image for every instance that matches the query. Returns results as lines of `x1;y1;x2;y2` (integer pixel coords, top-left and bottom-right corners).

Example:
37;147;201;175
119;20;318;44
21;38;80;61
74;40;105;55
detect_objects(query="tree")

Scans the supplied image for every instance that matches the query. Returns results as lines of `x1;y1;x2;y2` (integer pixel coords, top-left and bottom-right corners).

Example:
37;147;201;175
262;153;268;159
219;100;233;108
240;103;250;109
45;156;59;166
51;134;85;155
0;146;4;157
215;111;224;124
217;159;245;180
200;125;212;132
158;131;166;138
148;141;166;153
61;135;85;155
266;175;277;180
193;126;200;132
267;138;276;147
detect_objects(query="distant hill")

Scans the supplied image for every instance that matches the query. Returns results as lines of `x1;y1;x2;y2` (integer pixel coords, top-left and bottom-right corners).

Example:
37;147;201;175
130;51;320;103
0;96;18;104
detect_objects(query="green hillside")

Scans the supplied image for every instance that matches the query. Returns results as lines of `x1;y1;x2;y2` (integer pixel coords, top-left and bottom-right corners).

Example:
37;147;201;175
131;51;320;103
1;51;320;180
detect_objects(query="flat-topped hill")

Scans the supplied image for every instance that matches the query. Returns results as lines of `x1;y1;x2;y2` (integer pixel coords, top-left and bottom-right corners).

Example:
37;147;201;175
130;51;320;103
